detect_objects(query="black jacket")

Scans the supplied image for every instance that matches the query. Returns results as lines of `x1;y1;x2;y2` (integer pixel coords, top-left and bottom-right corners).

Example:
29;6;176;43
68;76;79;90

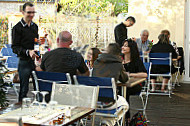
12;18;38;60
114;23;127;47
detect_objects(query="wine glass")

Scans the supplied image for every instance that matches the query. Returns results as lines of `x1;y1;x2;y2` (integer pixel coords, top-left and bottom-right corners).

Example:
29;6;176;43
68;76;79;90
40;91;49;108
31;91;40;106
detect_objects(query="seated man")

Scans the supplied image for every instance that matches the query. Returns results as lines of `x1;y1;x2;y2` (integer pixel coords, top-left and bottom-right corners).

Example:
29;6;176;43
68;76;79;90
36;31;89;76
134;29;151;53
92;43;129;126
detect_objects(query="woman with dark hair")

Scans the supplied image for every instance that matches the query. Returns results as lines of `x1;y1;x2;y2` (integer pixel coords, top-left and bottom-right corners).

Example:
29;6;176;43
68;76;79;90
121;39;147;122
150;34;177;92
122;39;147;78
86;47;101;69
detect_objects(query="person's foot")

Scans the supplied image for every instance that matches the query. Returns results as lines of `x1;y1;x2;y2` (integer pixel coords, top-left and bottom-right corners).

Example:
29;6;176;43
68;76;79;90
161;89;168;93
150;88;155;92
15;102;22;105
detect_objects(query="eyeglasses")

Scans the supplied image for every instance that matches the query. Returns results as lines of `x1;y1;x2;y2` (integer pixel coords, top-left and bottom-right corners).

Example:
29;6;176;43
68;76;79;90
129;21;134;26
25;11;36;14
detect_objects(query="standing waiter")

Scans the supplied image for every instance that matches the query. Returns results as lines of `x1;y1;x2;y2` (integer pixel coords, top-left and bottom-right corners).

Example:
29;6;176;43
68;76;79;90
114;16;136;47
12;2;39;102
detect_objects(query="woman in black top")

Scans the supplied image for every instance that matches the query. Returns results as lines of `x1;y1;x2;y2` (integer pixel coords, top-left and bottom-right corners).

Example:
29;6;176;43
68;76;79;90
121;39;147;120
150;34;177;92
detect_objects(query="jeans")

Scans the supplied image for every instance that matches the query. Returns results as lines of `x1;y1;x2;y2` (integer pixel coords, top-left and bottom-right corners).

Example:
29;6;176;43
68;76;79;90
18;59;35;102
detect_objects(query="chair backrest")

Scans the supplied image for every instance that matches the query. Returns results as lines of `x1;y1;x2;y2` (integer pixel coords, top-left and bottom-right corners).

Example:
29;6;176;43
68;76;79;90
139;51;145;62
143;62;151;76
32;71;72;91
73;75;117;102
5;44;12;48
6;56;19;69
51;83;99;109
0;117;22;126
0;48;17;56
148;53;172;66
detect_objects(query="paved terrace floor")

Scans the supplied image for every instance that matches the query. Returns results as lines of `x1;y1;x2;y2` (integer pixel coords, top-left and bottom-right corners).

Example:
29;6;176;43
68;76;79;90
3;82;190;126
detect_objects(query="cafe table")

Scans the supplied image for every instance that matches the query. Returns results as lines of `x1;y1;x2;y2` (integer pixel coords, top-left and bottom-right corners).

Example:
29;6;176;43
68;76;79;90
0;103;95;126
0;58;6;61
117;77;147;99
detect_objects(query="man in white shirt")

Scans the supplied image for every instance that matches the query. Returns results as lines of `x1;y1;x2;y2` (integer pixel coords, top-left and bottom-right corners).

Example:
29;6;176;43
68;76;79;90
134;29;151;53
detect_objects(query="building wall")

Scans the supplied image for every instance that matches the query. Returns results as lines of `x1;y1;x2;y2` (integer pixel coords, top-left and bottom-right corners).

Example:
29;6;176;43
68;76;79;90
0;1;55;44
0;1;55;23
128;0;185;47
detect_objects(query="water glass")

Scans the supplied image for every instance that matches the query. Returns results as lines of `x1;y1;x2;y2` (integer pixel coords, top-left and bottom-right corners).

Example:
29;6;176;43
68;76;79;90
22;97;32;109
49;101;58;110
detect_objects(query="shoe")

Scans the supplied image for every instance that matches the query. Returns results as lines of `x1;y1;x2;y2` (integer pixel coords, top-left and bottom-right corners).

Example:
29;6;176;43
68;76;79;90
100;123;108;126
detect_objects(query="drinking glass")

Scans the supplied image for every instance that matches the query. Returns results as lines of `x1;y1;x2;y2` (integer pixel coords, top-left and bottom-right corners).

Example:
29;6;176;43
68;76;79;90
40;91;49;108
21;98;32;115
49;101;58;110
31;91;40;106
22;97;32;109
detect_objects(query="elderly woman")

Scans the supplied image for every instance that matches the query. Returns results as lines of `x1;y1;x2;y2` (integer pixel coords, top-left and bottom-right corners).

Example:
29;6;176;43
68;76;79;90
150;34;177;92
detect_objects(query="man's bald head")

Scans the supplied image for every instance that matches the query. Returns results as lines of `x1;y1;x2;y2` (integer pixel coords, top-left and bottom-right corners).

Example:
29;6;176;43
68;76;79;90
57;31;73;48
58;31;72;42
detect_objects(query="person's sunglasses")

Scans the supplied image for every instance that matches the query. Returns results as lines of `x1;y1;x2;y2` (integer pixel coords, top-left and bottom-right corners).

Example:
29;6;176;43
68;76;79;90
25;11;36;14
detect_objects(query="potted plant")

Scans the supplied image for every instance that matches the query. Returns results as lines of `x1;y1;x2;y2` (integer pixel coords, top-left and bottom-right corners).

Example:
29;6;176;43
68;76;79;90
0;64;9;109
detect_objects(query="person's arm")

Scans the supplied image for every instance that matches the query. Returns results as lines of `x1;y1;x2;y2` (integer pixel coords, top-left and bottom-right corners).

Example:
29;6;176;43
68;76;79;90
35;57;43;71
129;58;147;78
77;56;90;76
36;66;43;71
119;66;128;83
129;72;147;78
12;26;28;57
171;45;177;59
144;50;150;55
36;55;46;71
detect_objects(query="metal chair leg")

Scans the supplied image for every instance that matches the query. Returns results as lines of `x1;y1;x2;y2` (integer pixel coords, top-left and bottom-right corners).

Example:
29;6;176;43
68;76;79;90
12;84;19;97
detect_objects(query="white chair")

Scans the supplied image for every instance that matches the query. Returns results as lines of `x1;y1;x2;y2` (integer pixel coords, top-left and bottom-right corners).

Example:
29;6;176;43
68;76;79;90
0;117;22;126
73;75;128;126
147;53;172;98
131;62;152;121
139;51;145;63
51;83;99;126
32;71;72;92
1;56;19;97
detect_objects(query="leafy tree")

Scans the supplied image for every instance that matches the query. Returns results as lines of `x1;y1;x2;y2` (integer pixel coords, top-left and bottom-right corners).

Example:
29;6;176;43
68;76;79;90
58;0;128;16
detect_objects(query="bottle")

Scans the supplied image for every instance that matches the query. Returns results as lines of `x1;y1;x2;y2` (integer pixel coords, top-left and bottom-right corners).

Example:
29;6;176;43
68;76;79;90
44;34;48;52
65;107;71;118
34;38;40;57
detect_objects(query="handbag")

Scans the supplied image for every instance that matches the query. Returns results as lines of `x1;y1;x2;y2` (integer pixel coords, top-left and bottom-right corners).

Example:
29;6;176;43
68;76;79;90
129;111;148;126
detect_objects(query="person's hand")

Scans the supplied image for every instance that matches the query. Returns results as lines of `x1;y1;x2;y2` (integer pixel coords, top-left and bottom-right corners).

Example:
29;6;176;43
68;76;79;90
131;37;136;42
29;50;39;60
35;57;42;66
